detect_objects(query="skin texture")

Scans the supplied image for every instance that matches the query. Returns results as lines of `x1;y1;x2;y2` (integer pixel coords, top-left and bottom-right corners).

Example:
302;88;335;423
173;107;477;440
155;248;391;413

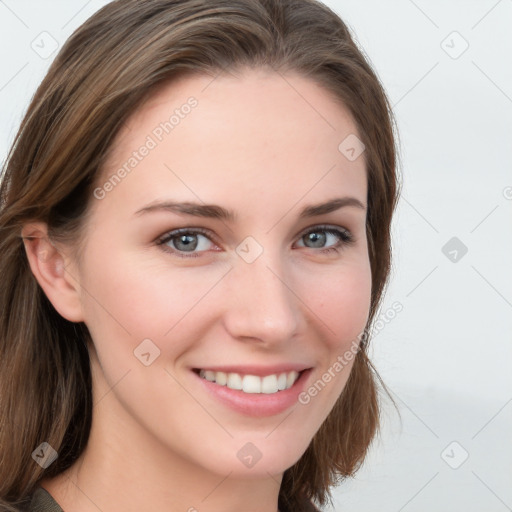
23;68;371;512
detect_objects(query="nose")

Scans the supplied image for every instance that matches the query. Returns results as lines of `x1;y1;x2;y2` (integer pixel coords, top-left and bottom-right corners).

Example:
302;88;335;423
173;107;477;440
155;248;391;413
222;255;301;346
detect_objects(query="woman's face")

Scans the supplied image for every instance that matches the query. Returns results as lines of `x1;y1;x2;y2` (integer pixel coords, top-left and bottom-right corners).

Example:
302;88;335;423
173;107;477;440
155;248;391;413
72;68;371;479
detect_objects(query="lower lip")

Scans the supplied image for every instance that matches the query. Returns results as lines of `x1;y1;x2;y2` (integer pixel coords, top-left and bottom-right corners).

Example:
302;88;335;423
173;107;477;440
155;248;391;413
193;369;312;417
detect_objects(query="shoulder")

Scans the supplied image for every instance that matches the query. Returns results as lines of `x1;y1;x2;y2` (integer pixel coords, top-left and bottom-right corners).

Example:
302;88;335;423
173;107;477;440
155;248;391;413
26;487;64;512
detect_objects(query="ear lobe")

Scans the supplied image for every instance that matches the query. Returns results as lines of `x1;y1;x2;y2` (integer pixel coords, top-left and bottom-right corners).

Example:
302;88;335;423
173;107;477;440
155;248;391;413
21;222;85;323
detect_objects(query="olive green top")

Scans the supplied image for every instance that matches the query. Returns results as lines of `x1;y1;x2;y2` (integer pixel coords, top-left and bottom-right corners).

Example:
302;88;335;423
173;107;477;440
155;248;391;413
27;486;320;511
27;487;63;512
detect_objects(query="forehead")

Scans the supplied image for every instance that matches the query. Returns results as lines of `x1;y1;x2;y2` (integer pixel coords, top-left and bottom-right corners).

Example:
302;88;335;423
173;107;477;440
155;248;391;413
95;68;367;220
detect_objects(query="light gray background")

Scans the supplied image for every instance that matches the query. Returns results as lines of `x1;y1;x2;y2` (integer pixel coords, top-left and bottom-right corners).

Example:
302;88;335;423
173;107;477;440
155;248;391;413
1;1;511;511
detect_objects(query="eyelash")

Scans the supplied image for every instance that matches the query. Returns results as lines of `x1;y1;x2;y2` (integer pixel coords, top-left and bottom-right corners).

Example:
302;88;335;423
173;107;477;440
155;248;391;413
156;225;355;259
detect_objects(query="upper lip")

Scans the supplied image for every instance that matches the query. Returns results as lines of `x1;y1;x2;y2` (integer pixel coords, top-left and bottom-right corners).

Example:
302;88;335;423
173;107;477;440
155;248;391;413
192;364;312;377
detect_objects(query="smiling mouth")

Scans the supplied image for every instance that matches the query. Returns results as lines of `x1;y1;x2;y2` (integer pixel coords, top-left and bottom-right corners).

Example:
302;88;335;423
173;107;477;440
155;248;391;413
193;368;303;394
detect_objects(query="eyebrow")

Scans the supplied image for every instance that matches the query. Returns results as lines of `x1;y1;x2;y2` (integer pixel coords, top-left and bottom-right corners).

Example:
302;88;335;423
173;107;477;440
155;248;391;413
134;196;366;221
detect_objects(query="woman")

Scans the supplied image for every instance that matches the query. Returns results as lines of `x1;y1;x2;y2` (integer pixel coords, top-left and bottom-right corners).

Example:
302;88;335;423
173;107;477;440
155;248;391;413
0;0;400;511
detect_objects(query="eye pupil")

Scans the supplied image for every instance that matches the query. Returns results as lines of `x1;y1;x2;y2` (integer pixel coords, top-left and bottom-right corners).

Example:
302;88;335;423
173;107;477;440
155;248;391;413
305;232;326;248
175;234;198;251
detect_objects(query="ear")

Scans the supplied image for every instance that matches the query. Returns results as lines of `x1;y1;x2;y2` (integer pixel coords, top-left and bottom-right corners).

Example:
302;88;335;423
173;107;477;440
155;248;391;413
21;222;85;323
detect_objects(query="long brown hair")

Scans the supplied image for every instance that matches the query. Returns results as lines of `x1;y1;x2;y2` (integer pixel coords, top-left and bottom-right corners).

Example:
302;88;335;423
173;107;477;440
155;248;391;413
0;1;401;510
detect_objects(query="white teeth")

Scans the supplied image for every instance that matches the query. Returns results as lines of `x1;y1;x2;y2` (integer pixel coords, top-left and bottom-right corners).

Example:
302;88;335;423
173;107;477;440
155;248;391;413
198;369;301;394
215;371;227;386
242;375;261;394
204;370;216;382
227;372;242;390
277;373;287;391
261;375;278;394
287;371;299;388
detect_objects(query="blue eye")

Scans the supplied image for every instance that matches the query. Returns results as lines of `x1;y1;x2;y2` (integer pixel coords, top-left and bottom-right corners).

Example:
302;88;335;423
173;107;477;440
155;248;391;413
296;226;354;254
156;225;354;258
157;228;215;258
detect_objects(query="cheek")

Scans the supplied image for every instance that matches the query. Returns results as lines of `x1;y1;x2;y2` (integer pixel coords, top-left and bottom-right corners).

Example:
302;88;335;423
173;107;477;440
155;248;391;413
298;261;372;348
79;248;229;364
292;263;372;437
